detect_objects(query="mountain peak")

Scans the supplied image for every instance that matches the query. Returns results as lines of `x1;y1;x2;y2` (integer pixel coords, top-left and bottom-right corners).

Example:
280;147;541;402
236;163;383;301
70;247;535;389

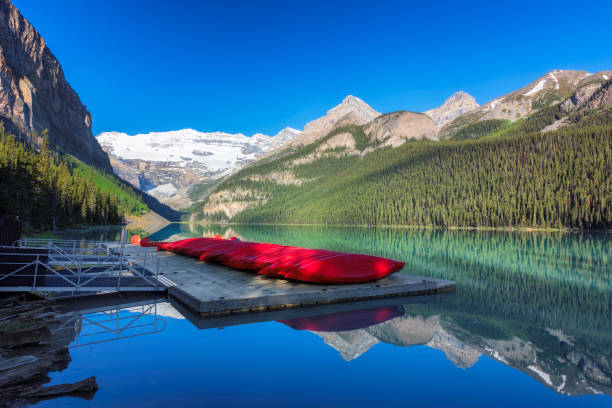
327;95;379;121
341;94;363;104
425;91;479;128
335;95;375;111
273;126;302;142
286;95;380;147
444;91;477;106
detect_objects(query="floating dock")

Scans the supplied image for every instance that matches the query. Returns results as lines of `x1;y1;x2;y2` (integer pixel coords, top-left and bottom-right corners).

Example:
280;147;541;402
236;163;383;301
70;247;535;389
115;244;455;316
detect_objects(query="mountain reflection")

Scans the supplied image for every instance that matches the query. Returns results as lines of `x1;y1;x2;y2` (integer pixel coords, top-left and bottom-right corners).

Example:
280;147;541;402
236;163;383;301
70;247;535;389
115;223;612;396
281;301;611;396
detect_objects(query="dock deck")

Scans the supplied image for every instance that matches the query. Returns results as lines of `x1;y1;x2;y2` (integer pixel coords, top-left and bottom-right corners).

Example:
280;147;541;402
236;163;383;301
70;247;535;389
117;244;455;316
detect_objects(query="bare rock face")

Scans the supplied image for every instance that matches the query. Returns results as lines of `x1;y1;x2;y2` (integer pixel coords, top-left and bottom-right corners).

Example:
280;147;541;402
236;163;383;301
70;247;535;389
363;110;438;146
202;188;266;219
287;95;380;147
0;0;112;171
425;91;479;129
561;73;612;111
439;70;612;139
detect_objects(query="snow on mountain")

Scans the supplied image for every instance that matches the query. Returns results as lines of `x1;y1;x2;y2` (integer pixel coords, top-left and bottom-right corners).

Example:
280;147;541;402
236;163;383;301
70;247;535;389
523;79;547;96
96;127;301;209
97;128;299;172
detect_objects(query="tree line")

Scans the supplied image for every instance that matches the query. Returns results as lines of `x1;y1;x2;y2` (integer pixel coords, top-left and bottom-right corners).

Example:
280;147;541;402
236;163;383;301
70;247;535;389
204;107;611;230
0;127;136;229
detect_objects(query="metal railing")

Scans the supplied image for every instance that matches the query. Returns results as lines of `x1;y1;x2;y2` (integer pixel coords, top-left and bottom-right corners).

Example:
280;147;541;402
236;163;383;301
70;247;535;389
0;239;167;293
52;302;167;348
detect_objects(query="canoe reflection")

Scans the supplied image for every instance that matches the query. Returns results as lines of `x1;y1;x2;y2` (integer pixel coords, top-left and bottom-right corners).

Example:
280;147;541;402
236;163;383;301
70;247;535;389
279;305;405;332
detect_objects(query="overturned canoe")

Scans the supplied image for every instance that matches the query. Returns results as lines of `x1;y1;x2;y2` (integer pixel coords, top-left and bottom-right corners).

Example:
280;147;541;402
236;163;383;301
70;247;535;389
146;237;405;284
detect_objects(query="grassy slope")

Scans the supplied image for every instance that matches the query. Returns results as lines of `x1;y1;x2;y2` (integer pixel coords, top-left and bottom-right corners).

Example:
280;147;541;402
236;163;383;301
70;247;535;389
65;154;148;215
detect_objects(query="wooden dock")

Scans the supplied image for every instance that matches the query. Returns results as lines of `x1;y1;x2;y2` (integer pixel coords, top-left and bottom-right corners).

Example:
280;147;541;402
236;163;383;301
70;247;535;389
169;294;449;330
117;244;455;316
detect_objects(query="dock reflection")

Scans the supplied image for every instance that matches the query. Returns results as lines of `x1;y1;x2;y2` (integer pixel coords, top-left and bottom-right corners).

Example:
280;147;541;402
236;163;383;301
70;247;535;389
169;294;611;397
0;294;169;406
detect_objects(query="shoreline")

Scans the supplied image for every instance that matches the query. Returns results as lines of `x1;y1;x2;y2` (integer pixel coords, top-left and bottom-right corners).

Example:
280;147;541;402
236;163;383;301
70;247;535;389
192;221;611;233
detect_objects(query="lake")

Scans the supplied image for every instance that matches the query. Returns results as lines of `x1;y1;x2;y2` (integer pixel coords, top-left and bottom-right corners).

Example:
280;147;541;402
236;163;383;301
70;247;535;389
39;224;610;407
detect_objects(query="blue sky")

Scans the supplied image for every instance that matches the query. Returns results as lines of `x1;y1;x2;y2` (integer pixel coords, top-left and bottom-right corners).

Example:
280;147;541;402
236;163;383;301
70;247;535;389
13;0;612;136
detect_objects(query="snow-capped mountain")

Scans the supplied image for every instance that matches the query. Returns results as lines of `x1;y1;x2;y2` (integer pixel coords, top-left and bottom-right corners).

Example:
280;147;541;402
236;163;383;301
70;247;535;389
96;127;301;208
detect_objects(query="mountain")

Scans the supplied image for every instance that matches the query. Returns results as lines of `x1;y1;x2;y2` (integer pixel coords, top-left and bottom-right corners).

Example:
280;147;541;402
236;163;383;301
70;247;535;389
439;70;612;139
192;70;611;229
425;91;479;128
0;0;181;226
0;0;111;171
96;127;301;209
286;95;381;147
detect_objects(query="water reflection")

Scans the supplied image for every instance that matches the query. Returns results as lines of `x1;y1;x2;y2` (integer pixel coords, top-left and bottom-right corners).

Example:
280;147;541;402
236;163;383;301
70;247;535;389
34;223;611;403
163;290;611;397
284;300;612;396
279;305;405;332
55;303;167;348
0;295;169;406
143;223;611;397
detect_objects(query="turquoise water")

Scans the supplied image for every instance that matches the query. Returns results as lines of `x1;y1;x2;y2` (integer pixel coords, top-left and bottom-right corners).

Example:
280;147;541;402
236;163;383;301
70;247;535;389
41;224;611;407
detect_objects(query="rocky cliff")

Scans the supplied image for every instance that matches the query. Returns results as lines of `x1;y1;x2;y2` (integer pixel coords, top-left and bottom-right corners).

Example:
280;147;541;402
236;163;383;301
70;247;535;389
439;70;612;138
425;91;479;128
286;95;381;147
0;0;111;171
363;110;438;145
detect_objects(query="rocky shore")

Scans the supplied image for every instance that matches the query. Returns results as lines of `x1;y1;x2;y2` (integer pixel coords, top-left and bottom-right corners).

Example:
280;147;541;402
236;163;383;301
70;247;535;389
0;294;98;407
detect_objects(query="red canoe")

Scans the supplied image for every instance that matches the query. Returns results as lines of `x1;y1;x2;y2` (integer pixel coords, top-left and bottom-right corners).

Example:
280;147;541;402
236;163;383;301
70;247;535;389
146;237;404;284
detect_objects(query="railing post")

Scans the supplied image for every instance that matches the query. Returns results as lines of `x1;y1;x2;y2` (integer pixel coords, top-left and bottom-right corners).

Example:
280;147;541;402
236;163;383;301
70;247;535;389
156;258;160;290
77;252;83;292
143;250;148;283
33;255;39;291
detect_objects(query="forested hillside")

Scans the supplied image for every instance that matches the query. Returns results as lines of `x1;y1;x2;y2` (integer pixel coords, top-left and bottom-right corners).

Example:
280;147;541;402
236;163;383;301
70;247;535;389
0;128;149;229
196;107;611;229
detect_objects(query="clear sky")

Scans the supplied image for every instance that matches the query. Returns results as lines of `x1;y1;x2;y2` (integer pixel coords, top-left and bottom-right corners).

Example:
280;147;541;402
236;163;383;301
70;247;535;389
13;0;612;136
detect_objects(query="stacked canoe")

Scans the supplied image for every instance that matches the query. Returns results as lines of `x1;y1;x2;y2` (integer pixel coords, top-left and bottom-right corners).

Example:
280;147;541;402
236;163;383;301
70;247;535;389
142;237;405;284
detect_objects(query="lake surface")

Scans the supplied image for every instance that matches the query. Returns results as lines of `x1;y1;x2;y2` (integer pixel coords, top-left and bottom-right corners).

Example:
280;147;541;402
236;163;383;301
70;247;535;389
39;224;610;407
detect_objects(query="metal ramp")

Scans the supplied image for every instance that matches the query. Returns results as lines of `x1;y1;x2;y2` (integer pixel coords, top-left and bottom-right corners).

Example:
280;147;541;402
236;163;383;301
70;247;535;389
0;238;168;293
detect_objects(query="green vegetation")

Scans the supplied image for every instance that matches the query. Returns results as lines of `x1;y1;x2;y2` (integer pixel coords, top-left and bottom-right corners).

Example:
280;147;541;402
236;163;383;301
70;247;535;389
448;119;510;140
0;128;148;229
65;155;148;215
187;181;215;201
483;118;524;139
198;108;611;229
328;124;370;151
439;111;485;139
